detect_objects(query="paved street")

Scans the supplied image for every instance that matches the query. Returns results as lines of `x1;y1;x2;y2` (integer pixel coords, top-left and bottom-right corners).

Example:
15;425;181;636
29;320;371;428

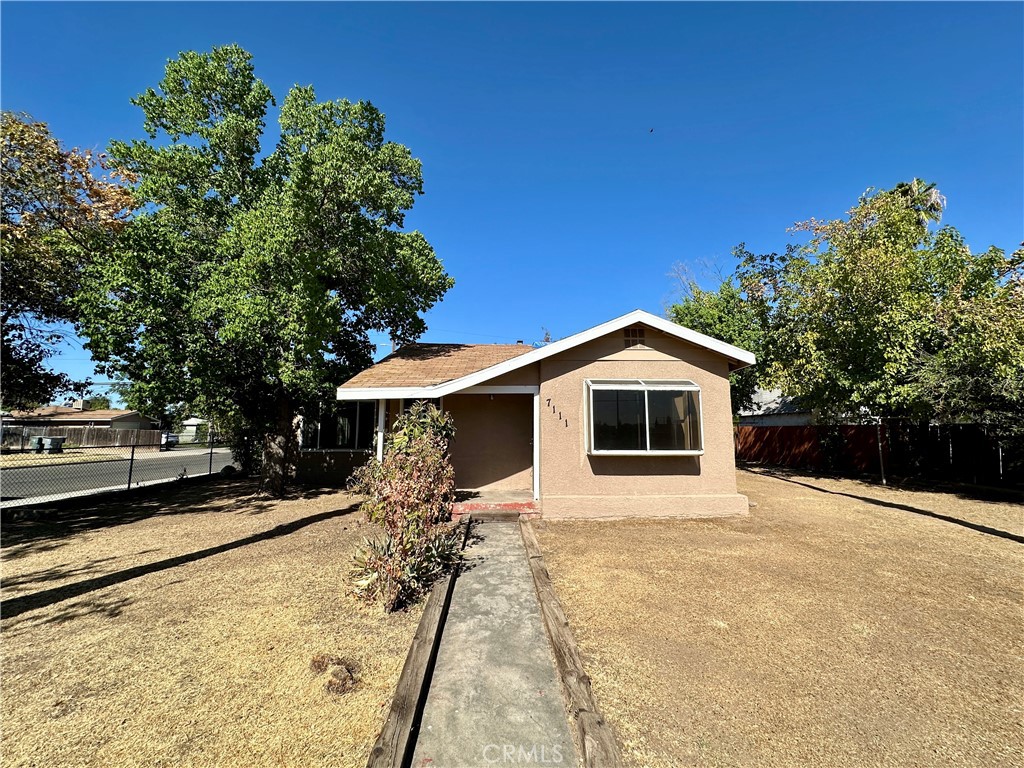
0;447;234;505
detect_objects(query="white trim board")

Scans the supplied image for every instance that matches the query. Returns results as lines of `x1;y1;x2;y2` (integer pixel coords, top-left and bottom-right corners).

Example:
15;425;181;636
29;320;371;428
532;391;540;501
337;309;756;401
460;386;538;395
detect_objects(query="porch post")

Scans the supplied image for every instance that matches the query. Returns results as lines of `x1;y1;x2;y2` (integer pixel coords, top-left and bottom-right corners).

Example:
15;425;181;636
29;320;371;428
532;391;540;501
376;399;386;462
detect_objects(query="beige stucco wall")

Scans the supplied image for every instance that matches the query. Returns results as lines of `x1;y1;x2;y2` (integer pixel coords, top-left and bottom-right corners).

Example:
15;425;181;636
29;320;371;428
445;394;533;491
537;329;747;519
476;365;540;387
359;328;747;517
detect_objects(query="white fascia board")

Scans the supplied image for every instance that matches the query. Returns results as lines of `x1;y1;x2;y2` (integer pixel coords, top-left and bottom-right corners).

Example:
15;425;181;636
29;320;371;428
429;309;756;394
461;385;539;394
336;385;443;401
336;309;756;401
629;311;757;367
336;383;539;401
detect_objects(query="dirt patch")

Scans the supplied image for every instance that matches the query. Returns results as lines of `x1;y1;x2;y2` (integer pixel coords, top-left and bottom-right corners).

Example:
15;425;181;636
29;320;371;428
310;652;348;676
325;665;359;696
1;481;421;768
536;469;1024;767
310;653;359;695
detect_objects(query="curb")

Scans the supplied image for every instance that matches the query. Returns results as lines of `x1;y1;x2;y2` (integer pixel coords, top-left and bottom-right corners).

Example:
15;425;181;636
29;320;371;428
520;519;622;767
367;518;471;768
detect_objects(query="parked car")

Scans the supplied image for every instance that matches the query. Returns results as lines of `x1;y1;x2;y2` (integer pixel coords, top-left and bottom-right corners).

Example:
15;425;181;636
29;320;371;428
161;432;179;450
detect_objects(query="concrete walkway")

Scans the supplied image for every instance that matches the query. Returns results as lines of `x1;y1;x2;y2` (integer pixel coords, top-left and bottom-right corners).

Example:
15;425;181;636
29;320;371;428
412;522;576;767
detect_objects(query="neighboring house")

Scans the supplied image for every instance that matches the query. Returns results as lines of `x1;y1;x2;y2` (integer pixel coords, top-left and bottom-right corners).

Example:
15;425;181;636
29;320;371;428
3;404;159;431
737;388;813;426
179;417;209;443
334;309;756;519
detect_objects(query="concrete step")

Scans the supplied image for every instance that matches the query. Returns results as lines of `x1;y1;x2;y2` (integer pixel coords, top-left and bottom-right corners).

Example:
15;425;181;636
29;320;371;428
452;500;537;523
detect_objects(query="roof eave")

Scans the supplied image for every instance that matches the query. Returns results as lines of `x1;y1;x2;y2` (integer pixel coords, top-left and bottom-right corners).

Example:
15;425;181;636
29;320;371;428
335;384;447;401
337;309;757;400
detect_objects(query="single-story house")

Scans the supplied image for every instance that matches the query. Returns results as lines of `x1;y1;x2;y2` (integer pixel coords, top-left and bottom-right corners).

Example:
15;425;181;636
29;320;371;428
179;417;210;443
737;388;813;426
2;404;159;431
333;309;755;519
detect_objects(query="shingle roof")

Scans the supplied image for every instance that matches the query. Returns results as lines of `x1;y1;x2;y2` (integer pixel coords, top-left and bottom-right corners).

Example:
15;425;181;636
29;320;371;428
6;406;149;421
7;406;78;418
737;389;809;417
338;311;755;400
341;343;533;388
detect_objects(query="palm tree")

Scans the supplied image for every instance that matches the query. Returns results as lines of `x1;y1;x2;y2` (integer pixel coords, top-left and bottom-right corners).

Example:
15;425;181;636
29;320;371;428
892;178;946;227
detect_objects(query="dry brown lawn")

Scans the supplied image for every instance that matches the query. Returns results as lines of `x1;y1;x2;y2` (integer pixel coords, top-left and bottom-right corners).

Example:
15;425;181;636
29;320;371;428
536;469;1024;767
1;480;421;768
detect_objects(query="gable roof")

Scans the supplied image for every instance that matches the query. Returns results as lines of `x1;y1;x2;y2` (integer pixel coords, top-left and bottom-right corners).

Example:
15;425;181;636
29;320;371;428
5;406;153;422
338;309;756;401
342;343;533;388
738;388;810;418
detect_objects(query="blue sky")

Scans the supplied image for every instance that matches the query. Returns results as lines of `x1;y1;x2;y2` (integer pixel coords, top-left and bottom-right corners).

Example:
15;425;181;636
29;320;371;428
3;2;1022;394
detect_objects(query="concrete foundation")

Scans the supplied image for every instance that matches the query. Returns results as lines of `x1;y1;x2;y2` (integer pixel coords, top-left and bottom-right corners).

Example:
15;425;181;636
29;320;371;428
541;492;750;519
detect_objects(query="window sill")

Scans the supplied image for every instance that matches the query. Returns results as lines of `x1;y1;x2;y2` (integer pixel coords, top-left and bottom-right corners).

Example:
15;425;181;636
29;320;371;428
588;449;704;457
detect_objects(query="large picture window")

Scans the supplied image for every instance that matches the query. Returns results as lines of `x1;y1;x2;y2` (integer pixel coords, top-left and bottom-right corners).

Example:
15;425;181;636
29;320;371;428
587;380;703;455
301;401;376;451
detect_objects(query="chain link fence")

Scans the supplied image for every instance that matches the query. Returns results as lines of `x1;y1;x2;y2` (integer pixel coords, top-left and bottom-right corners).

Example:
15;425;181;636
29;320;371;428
0;431;236;509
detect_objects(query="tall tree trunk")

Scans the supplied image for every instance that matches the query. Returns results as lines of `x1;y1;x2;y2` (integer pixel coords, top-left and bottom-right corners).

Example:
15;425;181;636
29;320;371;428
261;395;294;497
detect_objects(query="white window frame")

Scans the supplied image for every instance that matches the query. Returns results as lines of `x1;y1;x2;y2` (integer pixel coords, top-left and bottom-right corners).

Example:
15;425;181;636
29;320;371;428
586;379;704;456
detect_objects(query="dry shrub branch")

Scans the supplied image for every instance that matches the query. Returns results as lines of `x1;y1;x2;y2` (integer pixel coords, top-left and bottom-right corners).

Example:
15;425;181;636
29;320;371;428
349;402;462;612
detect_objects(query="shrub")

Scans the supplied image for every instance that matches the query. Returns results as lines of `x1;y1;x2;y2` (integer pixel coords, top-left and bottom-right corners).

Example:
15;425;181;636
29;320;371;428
349;402;461;612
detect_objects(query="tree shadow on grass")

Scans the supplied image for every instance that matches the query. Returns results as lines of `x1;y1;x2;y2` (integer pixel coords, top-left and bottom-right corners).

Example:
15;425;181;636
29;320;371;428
3;555;123;593
1;480;345;559
751;468;1024;544
737;461;1023;504
1;503;360;621
4;593;136;637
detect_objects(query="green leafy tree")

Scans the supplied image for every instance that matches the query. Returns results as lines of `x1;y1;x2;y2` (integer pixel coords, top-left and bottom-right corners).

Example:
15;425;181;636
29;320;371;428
84;394;112;410
737;180;1023;441
914;234;1024;446
1;112;134;409
667;274;762;414
76;46;453;494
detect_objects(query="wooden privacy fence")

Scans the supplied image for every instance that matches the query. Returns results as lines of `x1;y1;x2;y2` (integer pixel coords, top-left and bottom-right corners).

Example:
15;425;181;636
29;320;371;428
735;423;1021;488
0;426;162;450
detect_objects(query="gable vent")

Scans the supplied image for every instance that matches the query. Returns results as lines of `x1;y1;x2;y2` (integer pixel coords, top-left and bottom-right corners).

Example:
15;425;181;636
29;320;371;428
624;326;645;348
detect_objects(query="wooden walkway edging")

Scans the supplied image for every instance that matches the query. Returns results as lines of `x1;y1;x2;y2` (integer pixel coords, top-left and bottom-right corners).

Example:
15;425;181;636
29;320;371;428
366;519;471;768
520;520;622;767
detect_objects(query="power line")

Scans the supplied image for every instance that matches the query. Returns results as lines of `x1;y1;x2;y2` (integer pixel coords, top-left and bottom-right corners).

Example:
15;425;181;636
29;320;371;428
422;327;528;341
